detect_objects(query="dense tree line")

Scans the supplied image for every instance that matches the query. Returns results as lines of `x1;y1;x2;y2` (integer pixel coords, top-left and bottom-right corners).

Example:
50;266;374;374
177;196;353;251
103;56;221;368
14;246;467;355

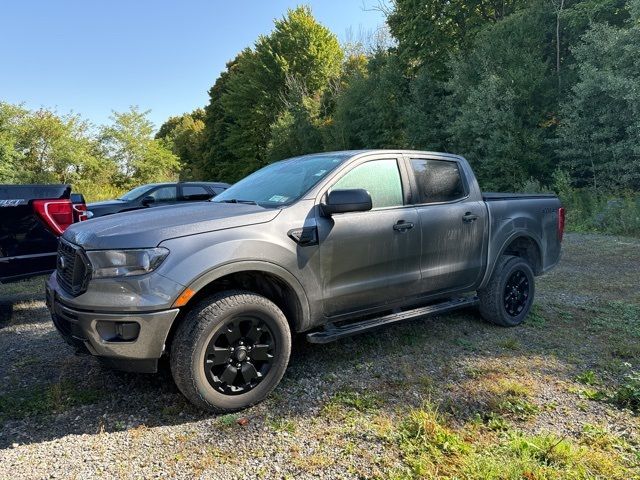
0;105;179;199
1;1;638;233
158;1;639;197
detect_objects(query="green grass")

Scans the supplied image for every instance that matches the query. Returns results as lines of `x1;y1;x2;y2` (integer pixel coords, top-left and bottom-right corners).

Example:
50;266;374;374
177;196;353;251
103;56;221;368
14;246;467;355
575;370;598;386
323;389;382;415
497;337;522;350
0;380;103;423
454;338;475;350
483;379;539;420
265;415;297;434
526;304;547;328
216;413;242;428
0;277;44;299
391;403;639;479
612;368;640;413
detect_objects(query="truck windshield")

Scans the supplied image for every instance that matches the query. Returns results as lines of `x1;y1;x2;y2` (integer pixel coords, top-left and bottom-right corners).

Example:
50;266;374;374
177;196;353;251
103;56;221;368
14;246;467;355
212;153;350;207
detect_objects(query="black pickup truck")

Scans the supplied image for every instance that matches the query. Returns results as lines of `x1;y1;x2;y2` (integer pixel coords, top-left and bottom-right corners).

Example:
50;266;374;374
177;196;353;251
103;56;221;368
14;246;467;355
1;185;87;325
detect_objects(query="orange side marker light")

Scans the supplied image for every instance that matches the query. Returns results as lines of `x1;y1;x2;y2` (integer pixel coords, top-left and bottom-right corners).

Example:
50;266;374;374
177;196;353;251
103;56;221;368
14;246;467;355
173;288;196;307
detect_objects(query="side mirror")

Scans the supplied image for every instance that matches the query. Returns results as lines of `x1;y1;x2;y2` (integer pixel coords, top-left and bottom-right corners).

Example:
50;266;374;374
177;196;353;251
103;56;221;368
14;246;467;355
141;195;155;206
322;189;372;216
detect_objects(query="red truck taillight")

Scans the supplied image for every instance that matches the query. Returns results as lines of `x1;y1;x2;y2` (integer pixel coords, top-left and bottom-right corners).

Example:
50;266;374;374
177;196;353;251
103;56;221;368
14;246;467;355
557;207;566;242
32;199;74;235
73;203;88;222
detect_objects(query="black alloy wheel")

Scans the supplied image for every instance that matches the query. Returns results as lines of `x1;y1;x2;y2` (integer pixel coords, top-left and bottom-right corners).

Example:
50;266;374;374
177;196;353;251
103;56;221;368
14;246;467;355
170;290;291;412
478;255;536;327
204;316;275;395
503;270;530;317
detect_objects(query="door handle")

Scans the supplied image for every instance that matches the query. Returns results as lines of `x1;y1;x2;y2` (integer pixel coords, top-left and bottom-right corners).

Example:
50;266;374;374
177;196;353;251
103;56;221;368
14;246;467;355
462;212;479;223
393;220;414;232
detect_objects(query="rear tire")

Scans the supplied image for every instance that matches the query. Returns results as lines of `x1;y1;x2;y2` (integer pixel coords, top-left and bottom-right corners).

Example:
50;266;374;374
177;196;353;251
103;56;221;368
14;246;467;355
478;255;535;327
170;290;291;412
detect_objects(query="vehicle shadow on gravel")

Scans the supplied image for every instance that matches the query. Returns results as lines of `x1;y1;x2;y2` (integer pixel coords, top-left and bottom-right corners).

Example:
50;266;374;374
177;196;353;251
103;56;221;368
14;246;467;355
0;301;509;449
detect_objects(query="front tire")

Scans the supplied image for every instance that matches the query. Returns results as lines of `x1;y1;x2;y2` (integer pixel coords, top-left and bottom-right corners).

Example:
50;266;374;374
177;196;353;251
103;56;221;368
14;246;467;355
478;255;535;327
170;290;291;412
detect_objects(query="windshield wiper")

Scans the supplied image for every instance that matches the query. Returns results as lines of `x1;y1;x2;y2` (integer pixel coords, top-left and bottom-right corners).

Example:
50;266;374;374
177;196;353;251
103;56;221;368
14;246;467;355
218;199;258;205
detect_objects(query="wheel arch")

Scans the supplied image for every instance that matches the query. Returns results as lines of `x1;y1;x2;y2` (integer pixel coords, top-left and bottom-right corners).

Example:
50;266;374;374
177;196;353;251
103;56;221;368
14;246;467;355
165;261;310;351
481;233;543;289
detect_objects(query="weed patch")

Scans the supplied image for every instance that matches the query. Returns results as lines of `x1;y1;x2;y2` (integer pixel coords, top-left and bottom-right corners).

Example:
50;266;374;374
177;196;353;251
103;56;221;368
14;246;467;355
0;380;103;422
323;389;382;415
612;367;640;413
392;405;638;479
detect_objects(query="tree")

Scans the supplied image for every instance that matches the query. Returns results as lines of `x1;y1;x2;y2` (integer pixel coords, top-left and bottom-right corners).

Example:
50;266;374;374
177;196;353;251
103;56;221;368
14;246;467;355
445;3;556;190
202;6;343;181
387;0;530;77
99;107;180;187
0;102;107;186
556;0;640;190
265;76;325;161
0;102;27;182
200;51;254;182
156;109;206;180
330;51;408;150
403;67;448;151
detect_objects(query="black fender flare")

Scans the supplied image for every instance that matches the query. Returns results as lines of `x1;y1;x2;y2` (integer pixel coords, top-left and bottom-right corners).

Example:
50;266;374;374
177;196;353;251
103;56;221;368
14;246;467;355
480;232;543;289
183;260;311;332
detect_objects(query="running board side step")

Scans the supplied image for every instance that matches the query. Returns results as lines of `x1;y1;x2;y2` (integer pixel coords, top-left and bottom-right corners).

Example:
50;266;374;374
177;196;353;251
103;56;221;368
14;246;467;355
306;296;479;344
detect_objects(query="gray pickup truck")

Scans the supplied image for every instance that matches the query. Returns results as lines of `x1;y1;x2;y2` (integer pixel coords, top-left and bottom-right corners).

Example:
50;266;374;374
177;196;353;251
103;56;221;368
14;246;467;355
46;150;564;412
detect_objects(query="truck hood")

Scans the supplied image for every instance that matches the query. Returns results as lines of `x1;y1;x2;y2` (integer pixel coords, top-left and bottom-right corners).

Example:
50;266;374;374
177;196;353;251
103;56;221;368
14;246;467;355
63;202;280;249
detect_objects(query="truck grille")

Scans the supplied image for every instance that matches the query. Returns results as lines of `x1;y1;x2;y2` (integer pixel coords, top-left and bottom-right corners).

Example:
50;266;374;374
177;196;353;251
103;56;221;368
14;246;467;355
56;239;91;296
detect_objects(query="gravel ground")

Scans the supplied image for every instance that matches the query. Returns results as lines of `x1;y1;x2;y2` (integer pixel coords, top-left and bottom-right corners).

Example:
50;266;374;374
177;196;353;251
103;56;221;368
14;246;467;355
0;233;639;479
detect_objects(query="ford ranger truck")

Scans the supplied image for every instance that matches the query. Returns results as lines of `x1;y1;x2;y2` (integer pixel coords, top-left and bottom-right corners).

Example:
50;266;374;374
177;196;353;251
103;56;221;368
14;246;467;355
46;150;564;412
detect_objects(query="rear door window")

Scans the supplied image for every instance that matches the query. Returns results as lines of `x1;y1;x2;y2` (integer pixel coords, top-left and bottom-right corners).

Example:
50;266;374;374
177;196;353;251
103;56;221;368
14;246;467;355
410;159;465;204
182;185;213;201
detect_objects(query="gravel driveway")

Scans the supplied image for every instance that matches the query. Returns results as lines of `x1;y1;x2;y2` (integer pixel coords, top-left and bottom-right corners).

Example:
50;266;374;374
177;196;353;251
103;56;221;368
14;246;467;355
1;233;639;479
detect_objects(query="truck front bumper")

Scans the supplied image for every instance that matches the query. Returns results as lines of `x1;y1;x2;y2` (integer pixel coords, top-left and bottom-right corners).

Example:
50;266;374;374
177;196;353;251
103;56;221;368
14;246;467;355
46;275;180;373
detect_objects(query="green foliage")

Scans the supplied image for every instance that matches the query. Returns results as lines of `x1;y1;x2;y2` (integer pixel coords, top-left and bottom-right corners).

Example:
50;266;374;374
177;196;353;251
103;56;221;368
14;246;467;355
404;68;447;151
613;367;640;412
557;3;640;191
330;51;409;150
0;102;28;183
576;370;599;386
393;403;637;479
156;109;206;180
99;107;180;188
200;6;343;182
324;389;382;414
265;76;325;161
446;2;556;190
387;0;529;77
0;102;108;186
0;103;179;201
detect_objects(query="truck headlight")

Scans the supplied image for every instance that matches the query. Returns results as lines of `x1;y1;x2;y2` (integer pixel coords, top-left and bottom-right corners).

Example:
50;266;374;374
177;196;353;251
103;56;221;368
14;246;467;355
86;248;169;278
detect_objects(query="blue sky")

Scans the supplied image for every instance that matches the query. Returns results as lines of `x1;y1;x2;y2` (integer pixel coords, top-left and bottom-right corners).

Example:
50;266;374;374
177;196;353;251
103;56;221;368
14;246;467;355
0;1;386;130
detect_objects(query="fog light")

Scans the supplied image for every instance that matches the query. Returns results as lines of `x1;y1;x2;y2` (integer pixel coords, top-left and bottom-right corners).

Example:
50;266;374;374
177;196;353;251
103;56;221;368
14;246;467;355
96;321;140;342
